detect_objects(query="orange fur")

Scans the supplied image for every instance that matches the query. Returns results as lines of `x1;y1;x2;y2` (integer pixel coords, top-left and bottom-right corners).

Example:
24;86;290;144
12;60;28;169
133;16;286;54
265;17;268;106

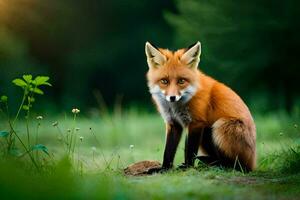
188;74;256;170
146;43;256;171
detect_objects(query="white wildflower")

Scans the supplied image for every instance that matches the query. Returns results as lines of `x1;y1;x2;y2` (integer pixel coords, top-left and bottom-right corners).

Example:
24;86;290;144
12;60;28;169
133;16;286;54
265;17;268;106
36;116;43;120
72;108;80;114
279;132;283;136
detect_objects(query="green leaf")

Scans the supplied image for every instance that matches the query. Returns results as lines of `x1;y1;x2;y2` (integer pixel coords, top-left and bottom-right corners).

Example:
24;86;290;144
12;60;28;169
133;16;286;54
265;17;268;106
41;82;52;86
12;79;27;87
33;87;44;95
9;148;22;157
0;95;8;103
28;97;35;103
34;76;52;87
34;76;49;84
22;105;29;110
0;131;9;137
23;75;32;83
32;144;49;155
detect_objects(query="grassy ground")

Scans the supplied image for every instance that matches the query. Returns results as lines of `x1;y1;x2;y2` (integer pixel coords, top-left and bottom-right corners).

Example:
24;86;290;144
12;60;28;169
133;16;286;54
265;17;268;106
0;109;300;199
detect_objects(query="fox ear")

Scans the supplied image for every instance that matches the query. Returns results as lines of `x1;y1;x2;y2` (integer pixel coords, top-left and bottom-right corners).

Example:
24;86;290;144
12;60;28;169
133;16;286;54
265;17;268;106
181;41;201;68
145;42;166;68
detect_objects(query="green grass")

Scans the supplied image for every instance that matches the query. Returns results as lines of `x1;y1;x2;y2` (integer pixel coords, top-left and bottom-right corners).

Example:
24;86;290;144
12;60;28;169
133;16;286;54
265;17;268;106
0;110;300;200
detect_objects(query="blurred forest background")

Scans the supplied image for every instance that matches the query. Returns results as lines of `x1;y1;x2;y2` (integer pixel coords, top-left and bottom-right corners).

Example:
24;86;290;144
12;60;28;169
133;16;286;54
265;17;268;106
0;0;299;114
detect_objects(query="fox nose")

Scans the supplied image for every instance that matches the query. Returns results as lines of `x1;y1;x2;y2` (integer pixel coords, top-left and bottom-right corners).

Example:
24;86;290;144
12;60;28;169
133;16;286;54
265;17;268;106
170;96;176;102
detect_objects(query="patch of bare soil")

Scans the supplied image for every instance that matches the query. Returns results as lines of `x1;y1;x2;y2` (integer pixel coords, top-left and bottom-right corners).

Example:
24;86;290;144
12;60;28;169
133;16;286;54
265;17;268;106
124;160;161;176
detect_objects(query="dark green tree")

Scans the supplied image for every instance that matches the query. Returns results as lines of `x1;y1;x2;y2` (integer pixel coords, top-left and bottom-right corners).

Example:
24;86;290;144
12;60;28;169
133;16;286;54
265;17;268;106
166;0;300;112
0;0;176;109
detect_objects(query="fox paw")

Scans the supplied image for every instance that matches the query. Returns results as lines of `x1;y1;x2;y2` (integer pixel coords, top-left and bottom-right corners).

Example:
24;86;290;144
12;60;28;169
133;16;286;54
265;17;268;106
146;167;169;174
176;163;193;170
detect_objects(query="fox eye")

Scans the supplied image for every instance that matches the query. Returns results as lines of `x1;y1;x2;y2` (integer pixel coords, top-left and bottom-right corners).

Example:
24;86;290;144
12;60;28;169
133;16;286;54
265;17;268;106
160;79;169;85
178;78;186;85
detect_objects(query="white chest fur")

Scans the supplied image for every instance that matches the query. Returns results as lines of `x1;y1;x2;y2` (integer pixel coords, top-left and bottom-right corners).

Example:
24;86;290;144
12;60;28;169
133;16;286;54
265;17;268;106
153;95;192;127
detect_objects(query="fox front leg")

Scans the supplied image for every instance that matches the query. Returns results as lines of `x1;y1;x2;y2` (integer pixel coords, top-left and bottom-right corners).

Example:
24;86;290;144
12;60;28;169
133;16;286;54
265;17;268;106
148;122;183;174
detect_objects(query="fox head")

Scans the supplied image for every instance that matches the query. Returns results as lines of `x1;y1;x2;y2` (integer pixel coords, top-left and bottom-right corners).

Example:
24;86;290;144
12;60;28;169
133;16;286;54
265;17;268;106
145;42;201;103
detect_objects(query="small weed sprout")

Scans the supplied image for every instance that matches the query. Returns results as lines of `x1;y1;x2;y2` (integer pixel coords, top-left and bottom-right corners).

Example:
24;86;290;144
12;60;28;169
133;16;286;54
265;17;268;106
68;108;80;158
0;75;51;170
52;108;82;160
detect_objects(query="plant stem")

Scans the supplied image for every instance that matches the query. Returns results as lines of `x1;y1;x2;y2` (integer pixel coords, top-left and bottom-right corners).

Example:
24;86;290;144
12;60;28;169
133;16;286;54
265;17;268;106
77;140;81;172
26;110;30;148
3;102;14;152
35;122;40;146
26;91;36;148
8;121;39;171
25;92;35;162
13;92;26;125
35;122;41;160
69;113;77;158
90;129;108;166
55;126;68;151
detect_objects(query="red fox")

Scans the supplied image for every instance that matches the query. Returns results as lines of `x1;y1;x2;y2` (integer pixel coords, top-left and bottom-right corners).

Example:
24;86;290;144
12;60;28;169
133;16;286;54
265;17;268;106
145;42;256;172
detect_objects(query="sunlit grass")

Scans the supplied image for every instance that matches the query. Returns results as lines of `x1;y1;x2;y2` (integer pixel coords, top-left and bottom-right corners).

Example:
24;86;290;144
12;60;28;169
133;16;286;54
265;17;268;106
0;110;300;199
